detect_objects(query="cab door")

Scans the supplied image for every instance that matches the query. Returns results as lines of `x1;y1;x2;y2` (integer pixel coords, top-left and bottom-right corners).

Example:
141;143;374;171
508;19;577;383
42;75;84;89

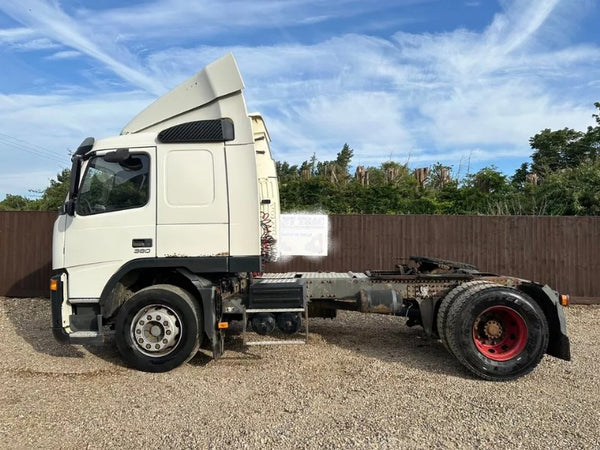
63;147;156;299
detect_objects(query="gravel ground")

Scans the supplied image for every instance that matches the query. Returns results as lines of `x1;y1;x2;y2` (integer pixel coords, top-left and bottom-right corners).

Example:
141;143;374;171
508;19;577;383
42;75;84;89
0;297;599;449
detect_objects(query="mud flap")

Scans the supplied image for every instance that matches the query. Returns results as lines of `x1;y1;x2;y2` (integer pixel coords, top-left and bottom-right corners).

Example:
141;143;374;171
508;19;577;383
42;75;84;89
176;269;223;359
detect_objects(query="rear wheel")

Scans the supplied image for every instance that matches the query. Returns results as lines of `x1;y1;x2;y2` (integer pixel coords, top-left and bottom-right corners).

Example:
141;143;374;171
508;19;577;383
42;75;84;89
115;284;203;372
436;281;491;354
445;286;548;381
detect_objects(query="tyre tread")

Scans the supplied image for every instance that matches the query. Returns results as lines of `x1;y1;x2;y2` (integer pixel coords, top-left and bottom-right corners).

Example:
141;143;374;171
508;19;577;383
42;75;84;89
436;280;491;355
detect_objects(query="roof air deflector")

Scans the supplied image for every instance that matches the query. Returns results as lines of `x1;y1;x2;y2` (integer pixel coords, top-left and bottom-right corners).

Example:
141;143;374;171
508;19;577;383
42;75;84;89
121;53;244;135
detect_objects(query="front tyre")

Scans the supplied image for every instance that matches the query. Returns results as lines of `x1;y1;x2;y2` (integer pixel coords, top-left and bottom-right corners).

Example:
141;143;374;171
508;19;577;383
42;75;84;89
115;284;203;372
445;286;549;381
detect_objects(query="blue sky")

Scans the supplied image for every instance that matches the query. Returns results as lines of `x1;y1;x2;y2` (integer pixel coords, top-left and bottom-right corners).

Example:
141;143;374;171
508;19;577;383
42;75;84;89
0;0;599;198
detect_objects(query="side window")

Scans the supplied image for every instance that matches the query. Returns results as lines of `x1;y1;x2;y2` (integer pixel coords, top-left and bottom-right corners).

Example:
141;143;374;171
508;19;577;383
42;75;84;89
76;153;150;216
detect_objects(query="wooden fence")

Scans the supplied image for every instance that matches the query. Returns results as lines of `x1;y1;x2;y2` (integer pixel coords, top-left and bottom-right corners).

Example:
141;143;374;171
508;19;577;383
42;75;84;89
0;211;56;297
1;212;598;301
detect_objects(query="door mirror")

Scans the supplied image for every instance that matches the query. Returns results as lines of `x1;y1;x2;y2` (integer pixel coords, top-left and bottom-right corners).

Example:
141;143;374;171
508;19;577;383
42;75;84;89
61;199;76;216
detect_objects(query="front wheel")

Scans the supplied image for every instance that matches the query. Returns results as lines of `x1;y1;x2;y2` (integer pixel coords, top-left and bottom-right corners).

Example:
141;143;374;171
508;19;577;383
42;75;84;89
445;286;549;381
115;284;203;372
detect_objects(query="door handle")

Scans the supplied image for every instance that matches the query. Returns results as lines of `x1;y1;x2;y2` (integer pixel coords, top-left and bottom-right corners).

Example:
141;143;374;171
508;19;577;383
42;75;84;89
132;239;153;248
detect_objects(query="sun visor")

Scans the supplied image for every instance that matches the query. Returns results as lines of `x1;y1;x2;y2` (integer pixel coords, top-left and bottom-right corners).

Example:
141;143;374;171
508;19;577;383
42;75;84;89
121;53;245;135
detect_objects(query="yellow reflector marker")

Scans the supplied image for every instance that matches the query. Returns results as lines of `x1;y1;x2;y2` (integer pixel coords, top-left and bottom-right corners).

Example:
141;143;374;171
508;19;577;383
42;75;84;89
559;294;570;307
50;279;58;291
218;322;229;329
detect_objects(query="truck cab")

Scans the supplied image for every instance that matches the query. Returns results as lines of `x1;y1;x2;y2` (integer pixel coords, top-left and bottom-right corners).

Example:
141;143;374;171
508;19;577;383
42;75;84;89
51;54;280;370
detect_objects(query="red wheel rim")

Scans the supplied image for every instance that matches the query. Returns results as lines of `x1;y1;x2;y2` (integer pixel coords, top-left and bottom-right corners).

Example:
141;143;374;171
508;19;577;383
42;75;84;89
472;306;528;361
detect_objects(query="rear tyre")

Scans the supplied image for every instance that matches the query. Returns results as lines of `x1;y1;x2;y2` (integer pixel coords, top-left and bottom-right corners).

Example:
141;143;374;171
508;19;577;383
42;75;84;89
445;286;548;381
436;281;491;354
115;284;203;372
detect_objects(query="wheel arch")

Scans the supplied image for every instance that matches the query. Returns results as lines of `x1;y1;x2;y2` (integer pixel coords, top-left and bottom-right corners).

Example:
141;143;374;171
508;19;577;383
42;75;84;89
99;264;221;354
517;282;571;361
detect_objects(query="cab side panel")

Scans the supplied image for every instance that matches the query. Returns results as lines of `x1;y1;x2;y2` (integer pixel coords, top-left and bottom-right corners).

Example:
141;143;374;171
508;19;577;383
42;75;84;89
157;144;229;257
226;143;260;258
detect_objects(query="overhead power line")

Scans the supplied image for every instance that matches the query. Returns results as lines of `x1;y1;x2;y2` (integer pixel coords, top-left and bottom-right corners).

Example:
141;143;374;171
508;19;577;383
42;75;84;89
0;132;68;166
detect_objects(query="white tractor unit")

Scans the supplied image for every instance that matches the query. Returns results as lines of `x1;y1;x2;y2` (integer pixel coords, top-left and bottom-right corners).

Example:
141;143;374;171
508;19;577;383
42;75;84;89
51;54;570;380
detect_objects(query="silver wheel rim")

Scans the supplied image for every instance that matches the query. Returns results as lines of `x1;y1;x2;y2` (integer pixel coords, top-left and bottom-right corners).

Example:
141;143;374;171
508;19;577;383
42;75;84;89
130;304;182;357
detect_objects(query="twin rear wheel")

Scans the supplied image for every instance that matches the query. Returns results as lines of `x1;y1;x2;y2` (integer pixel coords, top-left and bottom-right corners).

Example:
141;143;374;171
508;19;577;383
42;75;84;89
115;285;203;373
437;283;549;381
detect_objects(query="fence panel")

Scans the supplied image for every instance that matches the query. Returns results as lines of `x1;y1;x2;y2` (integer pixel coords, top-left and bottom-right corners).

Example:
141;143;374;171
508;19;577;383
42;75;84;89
0;211;57;297
1;212;598;300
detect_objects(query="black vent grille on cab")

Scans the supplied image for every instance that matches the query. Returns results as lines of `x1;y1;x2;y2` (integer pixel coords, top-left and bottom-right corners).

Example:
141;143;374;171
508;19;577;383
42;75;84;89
158;119;235;143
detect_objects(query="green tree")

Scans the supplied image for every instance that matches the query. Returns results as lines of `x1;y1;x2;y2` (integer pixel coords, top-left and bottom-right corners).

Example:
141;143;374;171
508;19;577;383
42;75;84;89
275;161;299;184
0;194;37;211
537;160;600;215
471;166;509;194
530;128;584;176
279;103;600;216
453;166;512;214
425;163;454;190
530;103;600;177
37;168;71;211
314;144;354;183
511;162;529;188
335;143;354;175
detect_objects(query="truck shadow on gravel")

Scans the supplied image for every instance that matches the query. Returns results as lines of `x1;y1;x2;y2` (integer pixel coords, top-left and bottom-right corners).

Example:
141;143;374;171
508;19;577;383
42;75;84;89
188;325;264;366
306;312;470;379
190;312;471;379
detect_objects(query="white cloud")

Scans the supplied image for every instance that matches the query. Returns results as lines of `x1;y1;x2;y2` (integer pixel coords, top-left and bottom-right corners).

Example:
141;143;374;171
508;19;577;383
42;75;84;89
0;26;58;50
12;37;58;50
267;91;414;163
45;50;81;60
0;27;34;40
484;0;560;57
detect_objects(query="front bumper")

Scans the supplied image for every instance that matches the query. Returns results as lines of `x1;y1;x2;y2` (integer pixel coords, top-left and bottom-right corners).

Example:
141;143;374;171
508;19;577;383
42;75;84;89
50;273;103;345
